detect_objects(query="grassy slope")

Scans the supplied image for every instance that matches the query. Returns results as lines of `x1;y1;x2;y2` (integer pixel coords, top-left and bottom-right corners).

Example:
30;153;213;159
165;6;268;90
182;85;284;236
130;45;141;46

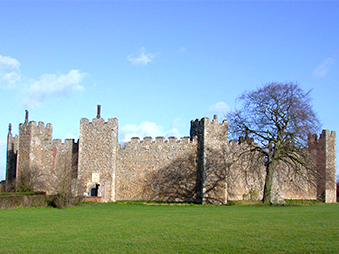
0;203;338;253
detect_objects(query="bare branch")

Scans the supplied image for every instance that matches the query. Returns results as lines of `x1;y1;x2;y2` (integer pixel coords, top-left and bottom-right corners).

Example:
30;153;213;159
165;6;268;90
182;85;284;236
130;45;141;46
227;82;321;203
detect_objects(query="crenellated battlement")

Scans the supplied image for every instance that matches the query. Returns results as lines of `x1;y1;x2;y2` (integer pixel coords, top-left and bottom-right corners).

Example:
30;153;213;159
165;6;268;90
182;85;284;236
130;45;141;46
308;130;336;148
190;115;228;142
7;124;19;150
191;115;228;126
319;129;336;141
13;120;76;149
18;120;53;144
308;133;319;144
49;138;77;149
80;117;118;128
126;136;196;144
122;136;197;150
19;120;53;130
228;138;258;147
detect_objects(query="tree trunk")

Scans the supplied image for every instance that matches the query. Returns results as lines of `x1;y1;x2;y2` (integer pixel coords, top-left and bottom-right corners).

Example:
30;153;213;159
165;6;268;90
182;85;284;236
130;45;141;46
263;161;275;204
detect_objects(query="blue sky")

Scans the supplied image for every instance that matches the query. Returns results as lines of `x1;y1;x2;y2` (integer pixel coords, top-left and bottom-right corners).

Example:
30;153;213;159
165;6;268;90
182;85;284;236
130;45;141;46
0;1;338;180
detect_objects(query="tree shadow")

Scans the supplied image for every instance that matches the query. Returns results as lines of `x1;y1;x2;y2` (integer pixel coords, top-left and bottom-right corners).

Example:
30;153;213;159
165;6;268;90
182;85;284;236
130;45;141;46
144;152;200;203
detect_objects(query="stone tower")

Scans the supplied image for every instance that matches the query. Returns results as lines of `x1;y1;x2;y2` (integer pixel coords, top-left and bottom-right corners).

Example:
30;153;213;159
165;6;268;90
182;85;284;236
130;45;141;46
314;130;337;203
190;115;228;204
5;110;78;194
77;105;118;202
6;123;18;192
16;111;53;192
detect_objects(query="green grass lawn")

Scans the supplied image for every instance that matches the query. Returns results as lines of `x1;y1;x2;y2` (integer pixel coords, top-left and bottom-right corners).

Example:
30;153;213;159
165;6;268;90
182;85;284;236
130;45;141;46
0;203;338;253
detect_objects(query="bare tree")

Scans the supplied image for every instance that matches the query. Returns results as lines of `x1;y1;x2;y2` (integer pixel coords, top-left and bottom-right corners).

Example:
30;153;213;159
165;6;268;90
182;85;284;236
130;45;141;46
227;82;321;203
48;152;80;208
16;166;45;193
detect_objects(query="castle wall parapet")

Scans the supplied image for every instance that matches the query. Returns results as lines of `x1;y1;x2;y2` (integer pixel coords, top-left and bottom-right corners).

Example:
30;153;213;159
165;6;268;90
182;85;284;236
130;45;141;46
123;136;197;150
116;134;198;201
5;108;336;204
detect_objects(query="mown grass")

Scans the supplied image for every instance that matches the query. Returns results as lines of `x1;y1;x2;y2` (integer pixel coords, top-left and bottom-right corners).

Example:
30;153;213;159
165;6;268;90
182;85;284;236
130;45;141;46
0;203;338;253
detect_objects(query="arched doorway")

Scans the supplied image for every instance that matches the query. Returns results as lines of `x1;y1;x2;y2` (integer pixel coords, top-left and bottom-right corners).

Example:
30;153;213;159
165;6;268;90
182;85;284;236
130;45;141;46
89;184;99;197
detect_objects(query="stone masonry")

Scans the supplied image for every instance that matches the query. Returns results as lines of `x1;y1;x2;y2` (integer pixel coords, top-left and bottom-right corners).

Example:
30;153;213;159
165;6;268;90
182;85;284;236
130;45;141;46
4;106;337;204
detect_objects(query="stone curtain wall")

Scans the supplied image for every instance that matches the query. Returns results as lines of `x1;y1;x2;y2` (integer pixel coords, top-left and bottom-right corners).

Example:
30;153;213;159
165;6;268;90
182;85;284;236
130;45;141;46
116;136;198;202
225;140;266;201
39;139;78;195
5;109;336;204
78;117;118;202
271;162;317;201
225;139;318;202
189;115;322;203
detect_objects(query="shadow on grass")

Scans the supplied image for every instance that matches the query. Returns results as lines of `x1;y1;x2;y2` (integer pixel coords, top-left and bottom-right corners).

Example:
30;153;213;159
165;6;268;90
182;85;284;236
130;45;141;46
81;199;327;208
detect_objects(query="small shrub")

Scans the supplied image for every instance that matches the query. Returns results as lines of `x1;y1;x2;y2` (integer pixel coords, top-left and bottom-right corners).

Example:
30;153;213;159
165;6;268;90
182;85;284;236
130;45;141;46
249;189;259;200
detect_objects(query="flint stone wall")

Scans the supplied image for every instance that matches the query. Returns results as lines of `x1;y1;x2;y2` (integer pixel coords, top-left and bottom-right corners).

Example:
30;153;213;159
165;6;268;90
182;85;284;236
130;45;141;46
6;128;18;191
5;112;336;204
225;139;318;202
116;136;198;202
14;121;77;195
78;117;118;202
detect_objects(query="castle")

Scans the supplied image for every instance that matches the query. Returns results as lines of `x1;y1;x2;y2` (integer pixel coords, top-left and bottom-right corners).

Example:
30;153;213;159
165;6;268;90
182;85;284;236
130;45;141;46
4;106;337;204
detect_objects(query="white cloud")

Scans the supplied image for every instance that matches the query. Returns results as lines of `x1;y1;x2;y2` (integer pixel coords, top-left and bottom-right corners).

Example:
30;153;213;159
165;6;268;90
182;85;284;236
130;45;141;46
120;121;180;142
23;70;87;108
313;57;335;77
0;55;21;88
127;47;160;66
0;71;21;88
1;54;87;106
0;55;20;69
209;101;230;114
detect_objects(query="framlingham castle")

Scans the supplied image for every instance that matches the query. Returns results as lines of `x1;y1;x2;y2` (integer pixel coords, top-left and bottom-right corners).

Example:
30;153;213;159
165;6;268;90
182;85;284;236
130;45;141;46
3;106;337;204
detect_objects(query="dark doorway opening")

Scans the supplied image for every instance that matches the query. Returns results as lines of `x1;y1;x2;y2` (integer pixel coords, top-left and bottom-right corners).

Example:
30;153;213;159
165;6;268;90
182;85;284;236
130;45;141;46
89;184;99;197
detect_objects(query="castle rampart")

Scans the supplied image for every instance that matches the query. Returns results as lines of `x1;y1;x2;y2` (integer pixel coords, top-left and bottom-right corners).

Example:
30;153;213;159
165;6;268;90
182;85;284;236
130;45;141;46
116;136;197;201
223;133;323;202
4;107;337;204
